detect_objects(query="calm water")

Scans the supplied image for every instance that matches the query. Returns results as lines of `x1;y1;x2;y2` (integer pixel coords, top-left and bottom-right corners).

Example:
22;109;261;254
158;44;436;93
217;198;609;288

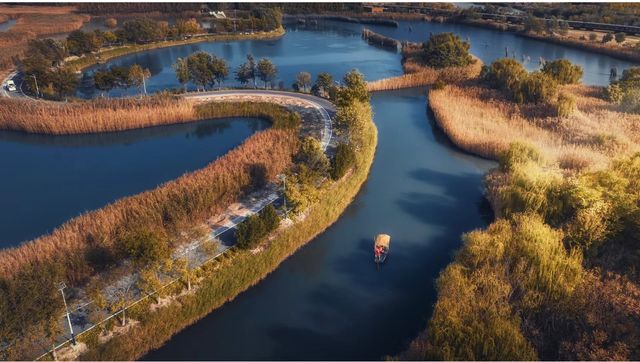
76;22;403;98
144;88;494;360
4;17;636;359
0;118;268;247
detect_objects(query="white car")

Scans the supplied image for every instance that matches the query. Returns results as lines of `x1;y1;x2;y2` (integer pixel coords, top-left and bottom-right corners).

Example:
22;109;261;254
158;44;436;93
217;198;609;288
6;80;16;92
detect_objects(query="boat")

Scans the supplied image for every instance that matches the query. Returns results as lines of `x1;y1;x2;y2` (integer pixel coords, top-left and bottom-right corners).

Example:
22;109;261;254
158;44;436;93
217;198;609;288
374;234;391;264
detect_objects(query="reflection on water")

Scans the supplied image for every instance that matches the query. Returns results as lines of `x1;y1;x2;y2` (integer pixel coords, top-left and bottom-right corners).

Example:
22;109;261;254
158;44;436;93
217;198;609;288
76;21;404;98
0;117;268;248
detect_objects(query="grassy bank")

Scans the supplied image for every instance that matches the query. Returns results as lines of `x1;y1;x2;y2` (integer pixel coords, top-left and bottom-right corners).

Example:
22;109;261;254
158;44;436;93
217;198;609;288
66;27;285;72
428;82;640;170
78;100;377;360
404;67;640;359
0;95;301;135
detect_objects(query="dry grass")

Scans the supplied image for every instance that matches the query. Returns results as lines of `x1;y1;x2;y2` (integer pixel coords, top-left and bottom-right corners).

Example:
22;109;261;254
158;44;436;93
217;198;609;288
0;127;298;283
429;82;640;170
0;5;88;71
0;96;197;134
367;44;482;92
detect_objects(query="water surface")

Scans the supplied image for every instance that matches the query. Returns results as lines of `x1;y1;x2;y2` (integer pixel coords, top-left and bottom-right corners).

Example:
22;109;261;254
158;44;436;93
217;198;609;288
0;118;268;247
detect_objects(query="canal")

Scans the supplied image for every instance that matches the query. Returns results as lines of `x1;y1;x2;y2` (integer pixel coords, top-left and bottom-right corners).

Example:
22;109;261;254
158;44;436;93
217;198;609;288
1;17;633;359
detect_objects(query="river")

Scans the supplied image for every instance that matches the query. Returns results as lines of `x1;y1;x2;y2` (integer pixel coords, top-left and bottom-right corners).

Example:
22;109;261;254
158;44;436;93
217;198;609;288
2;17;633;358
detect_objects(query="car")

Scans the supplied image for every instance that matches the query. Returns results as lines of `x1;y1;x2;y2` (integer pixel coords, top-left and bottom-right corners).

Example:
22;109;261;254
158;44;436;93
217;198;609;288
6;80;16;92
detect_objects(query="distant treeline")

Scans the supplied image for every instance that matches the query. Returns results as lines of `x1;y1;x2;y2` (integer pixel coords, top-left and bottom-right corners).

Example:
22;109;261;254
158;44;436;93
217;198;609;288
77;3;202;15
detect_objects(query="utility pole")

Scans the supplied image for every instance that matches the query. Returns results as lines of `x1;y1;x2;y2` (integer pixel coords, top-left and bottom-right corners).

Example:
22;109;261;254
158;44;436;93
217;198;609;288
30;74;39;98
57;282;76;346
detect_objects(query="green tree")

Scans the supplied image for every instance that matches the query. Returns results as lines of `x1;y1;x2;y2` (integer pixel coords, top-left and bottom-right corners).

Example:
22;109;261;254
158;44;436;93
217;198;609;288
50;67;79;98
186;51;214;91
235;62;252;87
615;32;627;43
421;32;473;69
236;214;265;249
121;18;162;43
295;72;312;92
296;136;329;179
336;69;369;106
261;204;280;231
256;58;277;88
542;59;583;84
330;142;356;180
93;69;116;96
209;55;229;89
172;57;190;91
481;58;528;95
312;72;334;97
117;228;171;269
589;32;598;41
602;32;614;43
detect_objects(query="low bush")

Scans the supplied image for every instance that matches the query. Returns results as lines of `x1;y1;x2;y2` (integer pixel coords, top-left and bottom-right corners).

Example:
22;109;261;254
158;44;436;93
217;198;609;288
542;59;583;85
556;92;576;118
421;32;473;69
331;142;356;180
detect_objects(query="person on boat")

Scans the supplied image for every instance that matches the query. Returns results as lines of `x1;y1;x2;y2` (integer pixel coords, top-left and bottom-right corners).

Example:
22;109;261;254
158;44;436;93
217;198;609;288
374;245;385;259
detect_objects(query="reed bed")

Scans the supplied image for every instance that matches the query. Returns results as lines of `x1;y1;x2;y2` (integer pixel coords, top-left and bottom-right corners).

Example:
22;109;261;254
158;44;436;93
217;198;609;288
0;97;197;134
367;56;482;92
0;128;298;283
0;7;88;72
361;28;399;50
429;83;640;170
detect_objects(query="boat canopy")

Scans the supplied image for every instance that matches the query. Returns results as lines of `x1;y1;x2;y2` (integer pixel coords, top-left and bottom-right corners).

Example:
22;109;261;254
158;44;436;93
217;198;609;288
375;234;391;248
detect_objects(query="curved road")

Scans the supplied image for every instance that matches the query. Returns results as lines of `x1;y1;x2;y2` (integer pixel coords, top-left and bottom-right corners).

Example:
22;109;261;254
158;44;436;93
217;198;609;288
184;89;335;151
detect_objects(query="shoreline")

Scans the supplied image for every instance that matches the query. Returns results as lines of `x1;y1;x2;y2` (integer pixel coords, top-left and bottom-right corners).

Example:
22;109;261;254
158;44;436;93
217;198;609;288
66;27;285;72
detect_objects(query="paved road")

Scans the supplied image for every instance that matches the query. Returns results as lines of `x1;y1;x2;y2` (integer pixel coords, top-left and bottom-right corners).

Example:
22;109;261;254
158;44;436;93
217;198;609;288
184;89;335;151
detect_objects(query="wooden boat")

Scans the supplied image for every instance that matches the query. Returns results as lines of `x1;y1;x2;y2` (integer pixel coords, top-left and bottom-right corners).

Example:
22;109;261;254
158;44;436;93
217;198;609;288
374;234;391;264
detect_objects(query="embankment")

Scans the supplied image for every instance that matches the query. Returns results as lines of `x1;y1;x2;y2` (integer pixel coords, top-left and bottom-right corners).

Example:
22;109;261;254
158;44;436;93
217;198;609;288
0;95;300;135
78;100;377;360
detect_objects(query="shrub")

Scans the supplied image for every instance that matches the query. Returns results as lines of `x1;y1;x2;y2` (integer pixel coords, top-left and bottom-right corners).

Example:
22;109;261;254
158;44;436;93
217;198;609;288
605;83;624;103
517;71;557;104
235;214;265;249
295;136;329;179
235;204;280;249
117;228;171;268
615;32;626;43
621;88;640;114
602;33;614;43
421;32;473;69
589;33;598;41
481;58;527;96
331;142;356;180
499;142;543;172
542;59;583;85
556;93;576;118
